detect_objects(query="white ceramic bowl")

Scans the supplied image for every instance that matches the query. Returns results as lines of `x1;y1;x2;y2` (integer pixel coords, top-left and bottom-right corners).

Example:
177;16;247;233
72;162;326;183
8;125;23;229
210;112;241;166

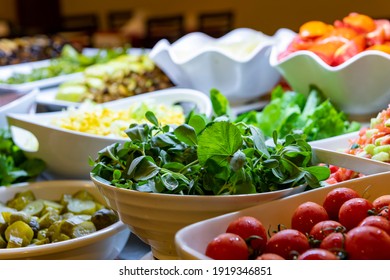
270;32;390;116
175;171;390;260
150;28;295;105
0;180;130;260
89;147;389;260
0;89;38;128
6;88;212;179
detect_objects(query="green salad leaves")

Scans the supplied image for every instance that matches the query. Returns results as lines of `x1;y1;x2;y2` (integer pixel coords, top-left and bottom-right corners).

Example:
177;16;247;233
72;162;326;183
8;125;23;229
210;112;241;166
91;90;330;195
235;85;361;141
0;129;46;186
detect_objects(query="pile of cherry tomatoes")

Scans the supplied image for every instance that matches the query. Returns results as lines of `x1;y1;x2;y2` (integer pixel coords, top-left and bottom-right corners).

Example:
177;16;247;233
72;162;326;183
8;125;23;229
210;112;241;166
205;187;390;260
278;12;390;66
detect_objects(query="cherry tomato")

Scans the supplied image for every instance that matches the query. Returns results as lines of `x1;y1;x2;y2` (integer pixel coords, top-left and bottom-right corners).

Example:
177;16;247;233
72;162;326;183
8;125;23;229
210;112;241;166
309;220;345;242
205;232;249;260
291;201;329;235
345;225;390;260
298;248;338;260
378;208;389;220
265;229;310;260
338;197;374;230
255;253;285;260
372;195;390;211
226;216;267;255
322;187;361;220
319;232;346;257
358;215;390;235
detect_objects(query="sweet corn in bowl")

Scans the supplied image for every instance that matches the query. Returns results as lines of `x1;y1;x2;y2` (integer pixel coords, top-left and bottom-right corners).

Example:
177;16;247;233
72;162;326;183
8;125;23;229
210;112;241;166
7;88;212;179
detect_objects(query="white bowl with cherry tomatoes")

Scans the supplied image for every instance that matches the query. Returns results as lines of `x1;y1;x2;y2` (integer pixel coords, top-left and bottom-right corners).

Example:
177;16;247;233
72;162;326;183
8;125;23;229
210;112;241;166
175;171;390;260
270;13;390;116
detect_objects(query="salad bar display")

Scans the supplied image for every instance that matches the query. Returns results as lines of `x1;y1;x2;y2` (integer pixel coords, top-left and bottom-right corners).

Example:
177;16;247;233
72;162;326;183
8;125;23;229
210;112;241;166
1;12;390;260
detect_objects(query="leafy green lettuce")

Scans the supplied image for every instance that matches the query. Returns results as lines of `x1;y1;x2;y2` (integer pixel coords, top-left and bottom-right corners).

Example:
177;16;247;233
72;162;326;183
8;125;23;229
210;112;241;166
235;85;361;141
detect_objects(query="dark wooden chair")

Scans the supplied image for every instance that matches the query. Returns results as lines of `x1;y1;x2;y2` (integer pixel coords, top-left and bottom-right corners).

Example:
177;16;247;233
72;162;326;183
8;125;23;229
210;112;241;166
107;10;132;31
61;14;99;34
60;14;99;47
198;11;234;38
144;15;185;48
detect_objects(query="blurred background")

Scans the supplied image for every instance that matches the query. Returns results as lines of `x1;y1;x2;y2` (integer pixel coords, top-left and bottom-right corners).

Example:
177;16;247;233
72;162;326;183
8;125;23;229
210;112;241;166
0;0;389;49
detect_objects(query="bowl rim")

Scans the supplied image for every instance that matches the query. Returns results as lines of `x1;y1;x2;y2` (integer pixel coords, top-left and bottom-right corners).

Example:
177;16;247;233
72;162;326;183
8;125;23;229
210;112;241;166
271;45;390;71
90;173;306;200
150;28;292;64
0;180;129;258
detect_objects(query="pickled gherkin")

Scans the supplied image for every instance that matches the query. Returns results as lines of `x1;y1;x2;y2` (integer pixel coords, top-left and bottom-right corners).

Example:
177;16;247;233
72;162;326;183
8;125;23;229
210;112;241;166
0;189;119;249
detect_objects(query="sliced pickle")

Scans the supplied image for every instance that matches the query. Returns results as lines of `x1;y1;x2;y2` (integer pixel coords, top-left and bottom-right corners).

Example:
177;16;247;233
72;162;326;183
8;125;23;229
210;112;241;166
67;198;96;215
22;200;44;216
4;220;34;247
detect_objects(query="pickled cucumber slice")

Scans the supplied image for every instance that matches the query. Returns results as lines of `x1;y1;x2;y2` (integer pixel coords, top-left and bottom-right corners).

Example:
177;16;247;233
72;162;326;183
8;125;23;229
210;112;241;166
9;211;31;224
4;220;34;247
72;190;95;201
22;200;44;216
67;198;96;215
61;216;96;238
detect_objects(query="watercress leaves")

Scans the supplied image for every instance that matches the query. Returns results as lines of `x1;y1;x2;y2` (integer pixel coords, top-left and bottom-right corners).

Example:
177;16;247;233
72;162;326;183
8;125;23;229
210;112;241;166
91;92;331;195
197;121;242;167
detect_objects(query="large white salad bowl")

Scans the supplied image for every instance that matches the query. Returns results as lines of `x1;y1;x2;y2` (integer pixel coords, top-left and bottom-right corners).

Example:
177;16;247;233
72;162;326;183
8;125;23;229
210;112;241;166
150;28;296;105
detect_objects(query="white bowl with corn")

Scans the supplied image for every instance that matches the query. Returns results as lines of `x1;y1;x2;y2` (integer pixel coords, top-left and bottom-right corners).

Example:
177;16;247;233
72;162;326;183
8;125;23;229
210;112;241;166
6;88;212;179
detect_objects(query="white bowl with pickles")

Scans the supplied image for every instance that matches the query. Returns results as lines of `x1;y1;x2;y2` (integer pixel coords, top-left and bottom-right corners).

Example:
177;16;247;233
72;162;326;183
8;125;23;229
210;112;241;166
0;180;130;260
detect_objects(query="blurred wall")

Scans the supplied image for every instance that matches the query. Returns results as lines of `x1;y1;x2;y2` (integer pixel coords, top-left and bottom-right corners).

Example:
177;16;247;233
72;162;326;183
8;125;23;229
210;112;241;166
59;0;390;34
0;0;389;35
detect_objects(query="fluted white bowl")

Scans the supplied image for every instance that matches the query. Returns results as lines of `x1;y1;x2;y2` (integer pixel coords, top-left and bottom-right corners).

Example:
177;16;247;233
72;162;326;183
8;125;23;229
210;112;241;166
270;32;390;116
150;28;295;105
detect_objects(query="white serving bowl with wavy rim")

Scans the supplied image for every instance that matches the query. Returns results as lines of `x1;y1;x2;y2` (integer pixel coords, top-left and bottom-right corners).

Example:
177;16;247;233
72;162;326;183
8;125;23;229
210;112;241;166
175;171;390;260
270;32;390;116
150;28;296;106
90;146;390;260
6;88;212;179
0;88;38;128
0;180;130;260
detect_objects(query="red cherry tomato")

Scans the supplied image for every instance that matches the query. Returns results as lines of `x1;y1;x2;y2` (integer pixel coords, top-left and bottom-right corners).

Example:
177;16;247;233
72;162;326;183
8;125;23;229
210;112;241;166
298;248;338;260
265;229;310;260
345;225;390;260
338;197;374;230
291;201;329;235
255;253;285;260
309;220;345;242
358;215;390;235
378;208;389;220
322;187;361;220
226;216;267;255
319;232;346;257
372;195;390;211
205;233;249;260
